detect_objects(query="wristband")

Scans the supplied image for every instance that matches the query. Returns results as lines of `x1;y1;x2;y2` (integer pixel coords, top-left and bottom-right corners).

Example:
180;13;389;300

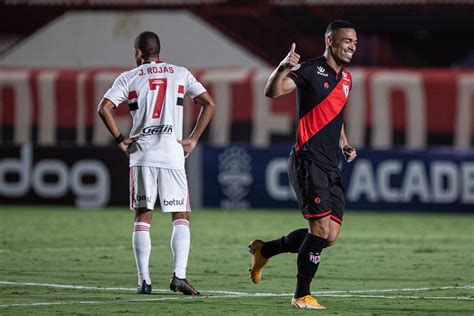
115;133;125;144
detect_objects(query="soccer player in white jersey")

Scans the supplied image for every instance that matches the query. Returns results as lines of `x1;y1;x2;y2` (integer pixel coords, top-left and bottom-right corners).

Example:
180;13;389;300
98;31;215;295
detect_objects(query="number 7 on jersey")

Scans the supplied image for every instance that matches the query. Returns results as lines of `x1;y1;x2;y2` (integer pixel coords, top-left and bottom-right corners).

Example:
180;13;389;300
148;78;167;119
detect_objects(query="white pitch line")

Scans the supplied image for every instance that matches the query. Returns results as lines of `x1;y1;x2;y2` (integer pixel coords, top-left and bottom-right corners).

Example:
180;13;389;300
315;285;474;294
3;243;442;254
0;245;237;254
0;294;263;308
0;296;182;308
316;294;474;300
1;292;473;308
0;246;128;253
0;281;248;296
1;281;472;297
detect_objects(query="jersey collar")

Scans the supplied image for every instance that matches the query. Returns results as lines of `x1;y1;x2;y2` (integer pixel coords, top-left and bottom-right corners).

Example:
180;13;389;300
142;60;163;65
321;56;343;76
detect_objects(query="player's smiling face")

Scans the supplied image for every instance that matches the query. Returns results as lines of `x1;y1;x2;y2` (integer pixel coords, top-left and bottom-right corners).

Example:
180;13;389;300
329;28;357;64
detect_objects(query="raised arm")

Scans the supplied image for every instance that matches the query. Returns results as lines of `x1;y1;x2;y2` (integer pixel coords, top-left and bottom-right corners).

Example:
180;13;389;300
264;43;300;99
179;91;215;158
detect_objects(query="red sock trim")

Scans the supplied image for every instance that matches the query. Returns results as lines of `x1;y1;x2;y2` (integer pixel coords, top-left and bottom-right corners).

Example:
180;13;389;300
172;219;189;227
134;223;150;232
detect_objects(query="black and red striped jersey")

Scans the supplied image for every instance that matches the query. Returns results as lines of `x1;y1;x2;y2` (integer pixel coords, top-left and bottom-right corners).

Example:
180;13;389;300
287;56;352;170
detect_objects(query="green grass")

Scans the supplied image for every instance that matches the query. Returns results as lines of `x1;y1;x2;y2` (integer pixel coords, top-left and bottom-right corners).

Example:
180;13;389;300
0;206;473;315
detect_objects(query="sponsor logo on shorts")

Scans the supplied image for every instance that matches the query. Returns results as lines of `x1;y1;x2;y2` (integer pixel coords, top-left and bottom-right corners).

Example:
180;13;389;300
135;195;151;202
309;252;321;264
140;125;173;136
163;198;184;206
314;197;321;204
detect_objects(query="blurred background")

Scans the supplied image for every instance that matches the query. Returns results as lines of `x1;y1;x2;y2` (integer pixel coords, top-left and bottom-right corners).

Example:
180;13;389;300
0;0;473;212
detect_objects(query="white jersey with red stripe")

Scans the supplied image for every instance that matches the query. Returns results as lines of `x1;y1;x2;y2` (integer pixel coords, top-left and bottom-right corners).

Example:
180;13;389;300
102;61;206;170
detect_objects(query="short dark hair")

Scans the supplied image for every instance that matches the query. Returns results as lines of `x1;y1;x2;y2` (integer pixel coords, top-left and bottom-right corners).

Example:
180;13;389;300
325;20;355;38
134;31;161;58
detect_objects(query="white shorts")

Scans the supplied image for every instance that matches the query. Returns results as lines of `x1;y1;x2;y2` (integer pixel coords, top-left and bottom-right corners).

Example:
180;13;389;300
129;166;190;212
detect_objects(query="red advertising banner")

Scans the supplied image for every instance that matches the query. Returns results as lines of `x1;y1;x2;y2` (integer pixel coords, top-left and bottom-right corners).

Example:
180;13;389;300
0;67;473;148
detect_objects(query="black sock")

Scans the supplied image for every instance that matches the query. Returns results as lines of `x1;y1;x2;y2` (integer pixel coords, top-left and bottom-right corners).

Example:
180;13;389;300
261;228;307;259
294;233;327;298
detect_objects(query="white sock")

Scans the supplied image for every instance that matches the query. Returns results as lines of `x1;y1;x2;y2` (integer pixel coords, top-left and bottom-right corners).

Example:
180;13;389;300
171;219;190;279
132;222;151;285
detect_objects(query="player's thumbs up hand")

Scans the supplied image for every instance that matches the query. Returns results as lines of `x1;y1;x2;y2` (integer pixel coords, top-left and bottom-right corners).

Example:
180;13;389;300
280;42;300;69
290;42;296;54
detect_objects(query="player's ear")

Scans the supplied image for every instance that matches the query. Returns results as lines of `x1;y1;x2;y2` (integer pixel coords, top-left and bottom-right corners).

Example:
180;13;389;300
326;35;333;48
134;49;144;66
135;48;143;60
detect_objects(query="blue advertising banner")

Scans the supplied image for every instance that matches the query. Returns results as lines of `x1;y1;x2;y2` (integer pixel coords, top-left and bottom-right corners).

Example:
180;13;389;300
2;144;472;211
341;148;474;212
0;144;129;208
202;146;474;212
202;145;296;209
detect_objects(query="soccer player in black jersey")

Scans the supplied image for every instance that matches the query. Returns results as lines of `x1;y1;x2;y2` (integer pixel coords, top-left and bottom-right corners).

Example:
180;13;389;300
248;20;358;310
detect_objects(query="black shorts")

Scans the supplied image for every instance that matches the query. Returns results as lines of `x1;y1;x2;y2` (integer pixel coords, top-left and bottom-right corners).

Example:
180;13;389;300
288;153;345;224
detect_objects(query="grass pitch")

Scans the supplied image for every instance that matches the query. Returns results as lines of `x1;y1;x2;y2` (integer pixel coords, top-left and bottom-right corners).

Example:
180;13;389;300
0;206;473;315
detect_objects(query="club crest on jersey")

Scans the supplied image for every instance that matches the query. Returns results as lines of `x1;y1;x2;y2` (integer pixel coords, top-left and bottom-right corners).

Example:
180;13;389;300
343;84;350;97
128;91;138;111
342;70;351;83
316;65;328;77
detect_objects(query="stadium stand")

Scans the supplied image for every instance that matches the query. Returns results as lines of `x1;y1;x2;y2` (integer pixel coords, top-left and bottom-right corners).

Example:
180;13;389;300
1;1;473;67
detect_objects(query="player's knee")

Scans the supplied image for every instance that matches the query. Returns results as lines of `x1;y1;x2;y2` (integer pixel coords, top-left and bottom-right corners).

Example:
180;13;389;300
325;226;341;247
171;212;189;221
325;238;337;248
308;219;330;239
135;208;152;223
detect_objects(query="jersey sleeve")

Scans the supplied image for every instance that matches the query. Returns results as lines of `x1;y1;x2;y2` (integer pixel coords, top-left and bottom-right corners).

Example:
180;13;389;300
184;69;206;99
102;72;128;107
286;62;310;88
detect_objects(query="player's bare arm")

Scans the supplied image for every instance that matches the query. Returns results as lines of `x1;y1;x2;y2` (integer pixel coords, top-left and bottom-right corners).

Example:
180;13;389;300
339;124;356;163
98;98;136;156
179;91;215;158
264;43;300;99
